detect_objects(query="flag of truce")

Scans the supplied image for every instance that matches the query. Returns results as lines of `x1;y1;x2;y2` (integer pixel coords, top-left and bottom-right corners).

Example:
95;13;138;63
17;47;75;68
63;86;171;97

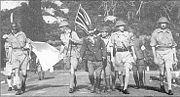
31;42;63;72
75;4;92;32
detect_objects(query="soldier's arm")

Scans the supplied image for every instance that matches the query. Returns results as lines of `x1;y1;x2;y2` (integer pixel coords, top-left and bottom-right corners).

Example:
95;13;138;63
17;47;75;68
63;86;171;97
150;31;157;58
8;44;13;63
101;38;107;59
110;34;115;58
70;31;82;44
80;38;86;59
19;32;28;48
130;33;137;60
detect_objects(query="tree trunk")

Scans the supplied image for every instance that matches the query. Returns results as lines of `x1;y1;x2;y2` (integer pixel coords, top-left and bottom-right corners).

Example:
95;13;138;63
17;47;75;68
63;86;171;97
29;0;45;41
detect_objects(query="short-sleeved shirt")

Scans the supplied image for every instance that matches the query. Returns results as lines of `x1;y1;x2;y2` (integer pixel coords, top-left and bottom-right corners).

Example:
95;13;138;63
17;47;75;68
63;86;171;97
111;31;134;48
150;28;176;49
60;31;81;47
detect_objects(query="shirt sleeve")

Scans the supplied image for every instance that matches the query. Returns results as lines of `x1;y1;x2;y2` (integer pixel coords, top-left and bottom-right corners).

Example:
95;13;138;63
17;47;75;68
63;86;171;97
150;30;157;47
71;31;81;44
110;33;115;47
129;32;135;46
80;38;86;58
169;31;177;47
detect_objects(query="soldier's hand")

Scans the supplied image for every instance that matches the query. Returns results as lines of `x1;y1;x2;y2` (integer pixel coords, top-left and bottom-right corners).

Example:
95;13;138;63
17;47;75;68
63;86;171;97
153;57;159;64
79;57;83;63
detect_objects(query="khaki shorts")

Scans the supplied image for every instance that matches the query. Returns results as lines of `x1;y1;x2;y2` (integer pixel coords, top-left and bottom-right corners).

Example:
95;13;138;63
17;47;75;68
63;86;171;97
11;50;29;71
156;49;174;70
114;51;134;72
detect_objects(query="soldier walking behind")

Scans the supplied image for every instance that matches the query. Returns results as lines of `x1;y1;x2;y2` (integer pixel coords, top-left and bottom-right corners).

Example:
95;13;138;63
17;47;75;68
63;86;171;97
99;26;115;92
150;17;178;95
80;29;107;93
132;32;149;89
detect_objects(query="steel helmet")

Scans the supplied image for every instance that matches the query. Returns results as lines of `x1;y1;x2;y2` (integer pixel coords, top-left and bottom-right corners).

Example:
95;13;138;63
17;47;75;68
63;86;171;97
59;21;69;27
157;17;170;24
115;20;126;27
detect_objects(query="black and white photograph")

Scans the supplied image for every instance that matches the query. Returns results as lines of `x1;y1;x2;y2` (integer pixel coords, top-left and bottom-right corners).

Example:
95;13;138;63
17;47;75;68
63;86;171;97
1;0;180;96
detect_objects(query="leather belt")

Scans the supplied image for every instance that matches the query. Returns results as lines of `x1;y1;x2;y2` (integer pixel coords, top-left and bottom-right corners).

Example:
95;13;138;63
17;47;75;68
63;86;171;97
107;52;111;56
116;48;128;52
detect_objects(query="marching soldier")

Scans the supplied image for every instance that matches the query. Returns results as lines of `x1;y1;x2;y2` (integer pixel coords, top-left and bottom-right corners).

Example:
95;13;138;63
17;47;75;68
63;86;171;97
99;26;115;92
59;21;82;93
150;17;178;95
80;29;107;93
132;32;149;89
3;32;15;91
110;20;136;94
8;22;30;95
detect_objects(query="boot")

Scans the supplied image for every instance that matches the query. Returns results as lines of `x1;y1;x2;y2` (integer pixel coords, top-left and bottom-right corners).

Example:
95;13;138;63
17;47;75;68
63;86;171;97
91;78;101;93
15;89;23;95
104;77;111;92
167;90;173;95
160;84;166;93
21;81;26;93
111;75;116;91
96;77;101;94
139;80;144;88
8;87;13;91
88;75;94;90
74;75;78;91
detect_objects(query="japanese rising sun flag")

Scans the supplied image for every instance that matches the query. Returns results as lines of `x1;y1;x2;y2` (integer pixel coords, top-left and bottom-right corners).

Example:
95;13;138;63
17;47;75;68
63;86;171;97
31;42;63;71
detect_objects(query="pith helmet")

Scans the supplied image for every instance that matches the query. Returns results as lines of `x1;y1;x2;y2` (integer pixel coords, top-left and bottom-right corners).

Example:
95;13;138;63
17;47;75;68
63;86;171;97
115;20;126;27
59;21;69;27
157;17;170;24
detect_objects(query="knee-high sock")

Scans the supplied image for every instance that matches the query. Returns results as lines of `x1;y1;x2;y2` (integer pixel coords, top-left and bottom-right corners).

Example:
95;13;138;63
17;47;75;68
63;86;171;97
7;76;12;87
133;70;139;86
123;66;130;90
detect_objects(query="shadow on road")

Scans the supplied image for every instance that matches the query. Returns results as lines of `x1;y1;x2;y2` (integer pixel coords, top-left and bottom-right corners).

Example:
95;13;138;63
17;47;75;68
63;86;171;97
76;85;88;90
26;84;68;92
129;84;163;93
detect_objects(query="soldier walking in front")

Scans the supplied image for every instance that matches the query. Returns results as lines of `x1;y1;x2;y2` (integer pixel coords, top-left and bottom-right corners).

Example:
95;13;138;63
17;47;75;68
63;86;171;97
80;29;107;93
59;21;82;93
150;17;178;95
110;20;136;94
8;22;30;95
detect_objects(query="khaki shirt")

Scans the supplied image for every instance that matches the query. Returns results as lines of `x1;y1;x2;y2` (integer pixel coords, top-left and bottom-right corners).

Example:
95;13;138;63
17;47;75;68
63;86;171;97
8;31;27;49
60;31;81;57
111;31;134;48
60;31;81;47
150;28;176;50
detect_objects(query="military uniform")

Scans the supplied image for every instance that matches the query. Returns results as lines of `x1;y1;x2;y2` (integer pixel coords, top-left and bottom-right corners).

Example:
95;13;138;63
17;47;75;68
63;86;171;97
59;21;81;93
8;29;30;95
111;31;134;73
99;26;115;91
150;17;177;95
133;35;147;88
111;20;136;94
80;34;106;93
3;34;14;91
